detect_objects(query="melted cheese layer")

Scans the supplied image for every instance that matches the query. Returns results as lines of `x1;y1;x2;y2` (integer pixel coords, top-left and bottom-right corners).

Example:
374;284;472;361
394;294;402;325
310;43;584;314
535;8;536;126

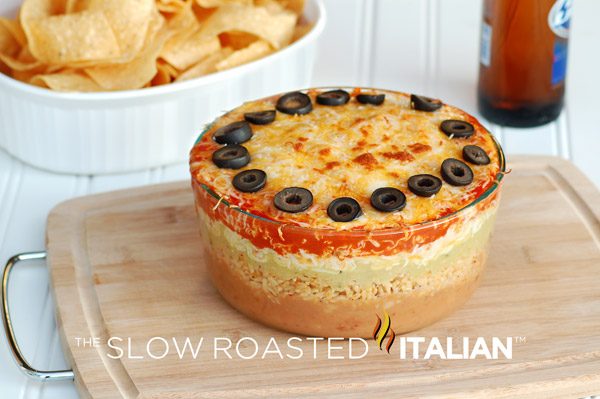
190;88;502;230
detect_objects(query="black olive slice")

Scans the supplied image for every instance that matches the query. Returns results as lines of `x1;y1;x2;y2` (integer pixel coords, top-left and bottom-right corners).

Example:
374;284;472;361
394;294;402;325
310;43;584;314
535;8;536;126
327;197;362;222
410;94;442;112
274;187;313;213
370;187;406;212
244;110;276;125
316;89;350;106
276;92;313;115
440;120;475;138
356;93;385;105
212;145;250;169
441;158;474;186
213;121;253;145
232;169;266;192
463;145;491;165
408;174;442;197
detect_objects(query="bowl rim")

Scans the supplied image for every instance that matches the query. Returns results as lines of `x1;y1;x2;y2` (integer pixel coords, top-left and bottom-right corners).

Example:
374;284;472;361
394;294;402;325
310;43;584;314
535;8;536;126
0;0;326;102
192;86;507;235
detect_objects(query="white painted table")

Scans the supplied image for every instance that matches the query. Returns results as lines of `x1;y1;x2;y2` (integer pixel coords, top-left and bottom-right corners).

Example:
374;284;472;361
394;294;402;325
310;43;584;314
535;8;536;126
1;0;599;397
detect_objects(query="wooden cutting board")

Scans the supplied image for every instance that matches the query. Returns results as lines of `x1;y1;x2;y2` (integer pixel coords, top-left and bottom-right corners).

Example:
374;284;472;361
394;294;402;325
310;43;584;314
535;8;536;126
46;156;600;399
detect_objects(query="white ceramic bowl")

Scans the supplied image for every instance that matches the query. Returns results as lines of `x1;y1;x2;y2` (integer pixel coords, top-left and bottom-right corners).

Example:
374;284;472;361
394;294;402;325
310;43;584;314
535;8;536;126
0;0;325;174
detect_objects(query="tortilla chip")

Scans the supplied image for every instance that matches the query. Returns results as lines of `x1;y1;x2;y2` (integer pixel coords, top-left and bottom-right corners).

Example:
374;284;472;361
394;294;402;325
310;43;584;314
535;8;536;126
0;46;44;71
196;0;251;7
176;47;232;81
275;0;305;15
85;0;157;63
161;30;220;70
253;0;284;13
1;0;302;90
254;0;304;14
215;39;271;70
18;0;68;66
199;3;296;49
0;19;21;57
157;0;192;13
151;60;173;85
65;0;86;13
85;24;171;90
20;0;67;21
164;0;197;28
30;70;103;91
25;11;121;64
0;18;27;47
162;59;180;78
292;21;312;41
0;45;48;73
11;68;41;82
161;1;221;70
192;3;217;22
0;61;10;75
219;31;259;49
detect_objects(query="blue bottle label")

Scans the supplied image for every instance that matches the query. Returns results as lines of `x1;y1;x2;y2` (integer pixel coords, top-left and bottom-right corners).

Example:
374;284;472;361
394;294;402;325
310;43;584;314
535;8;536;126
551;41;569;86
548;0;573;85
480;22;492;67
548;0;573;39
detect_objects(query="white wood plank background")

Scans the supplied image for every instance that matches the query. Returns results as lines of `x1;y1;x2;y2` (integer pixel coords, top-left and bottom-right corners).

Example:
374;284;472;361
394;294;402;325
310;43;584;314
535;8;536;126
0;0;599;398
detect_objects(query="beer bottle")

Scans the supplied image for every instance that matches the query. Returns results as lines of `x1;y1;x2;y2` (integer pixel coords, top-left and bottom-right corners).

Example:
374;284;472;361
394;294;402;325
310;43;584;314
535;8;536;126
477;0;573;127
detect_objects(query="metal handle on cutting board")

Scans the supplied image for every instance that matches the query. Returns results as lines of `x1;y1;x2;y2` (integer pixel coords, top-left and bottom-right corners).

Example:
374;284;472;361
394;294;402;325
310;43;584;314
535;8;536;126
1;251;74;381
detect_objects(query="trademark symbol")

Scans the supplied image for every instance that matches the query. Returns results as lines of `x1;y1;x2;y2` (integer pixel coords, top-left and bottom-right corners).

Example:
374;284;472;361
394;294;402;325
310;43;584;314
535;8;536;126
515;336;527;344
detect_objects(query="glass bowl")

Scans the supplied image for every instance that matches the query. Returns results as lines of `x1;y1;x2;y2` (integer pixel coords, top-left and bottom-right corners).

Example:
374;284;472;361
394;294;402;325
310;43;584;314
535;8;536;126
190;88;506;338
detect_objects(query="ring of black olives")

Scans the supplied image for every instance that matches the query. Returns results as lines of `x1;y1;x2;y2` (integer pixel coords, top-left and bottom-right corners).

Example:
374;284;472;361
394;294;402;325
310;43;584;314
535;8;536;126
370;187;406;212
244;110;276;125
356;93;385;105
274;187;313;213
408;174;443;197
463;145;491;165
440;120;475;138
276;92;313;115
232;169;267;192
410;94;442;112
441;158;474;186
212;145;251;169
213;121;253;145
316;89;350;106
327;197;362;222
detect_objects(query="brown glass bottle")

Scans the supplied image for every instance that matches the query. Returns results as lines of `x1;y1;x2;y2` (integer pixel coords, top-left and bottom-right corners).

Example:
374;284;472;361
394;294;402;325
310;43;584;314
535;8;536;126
478;0;573;127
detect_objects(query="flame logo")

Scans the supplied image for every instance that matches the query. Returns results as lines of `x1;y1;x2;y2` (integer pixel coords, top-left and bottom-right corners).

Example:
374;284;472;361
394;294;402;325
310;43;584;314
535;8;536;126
373;311;395;354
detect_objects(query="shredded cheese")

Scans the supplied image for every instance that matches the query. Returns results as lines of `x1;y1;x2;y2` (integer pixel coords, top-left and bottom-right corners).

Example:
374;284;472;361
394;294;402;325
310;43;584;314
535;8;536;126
191;89;502;230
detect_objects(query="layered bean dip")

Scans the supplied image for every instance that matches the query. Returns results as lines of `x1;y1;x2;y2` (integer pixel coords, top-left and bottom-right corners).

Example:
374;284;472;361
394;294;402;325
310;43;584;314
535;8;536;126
190;88;505;337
